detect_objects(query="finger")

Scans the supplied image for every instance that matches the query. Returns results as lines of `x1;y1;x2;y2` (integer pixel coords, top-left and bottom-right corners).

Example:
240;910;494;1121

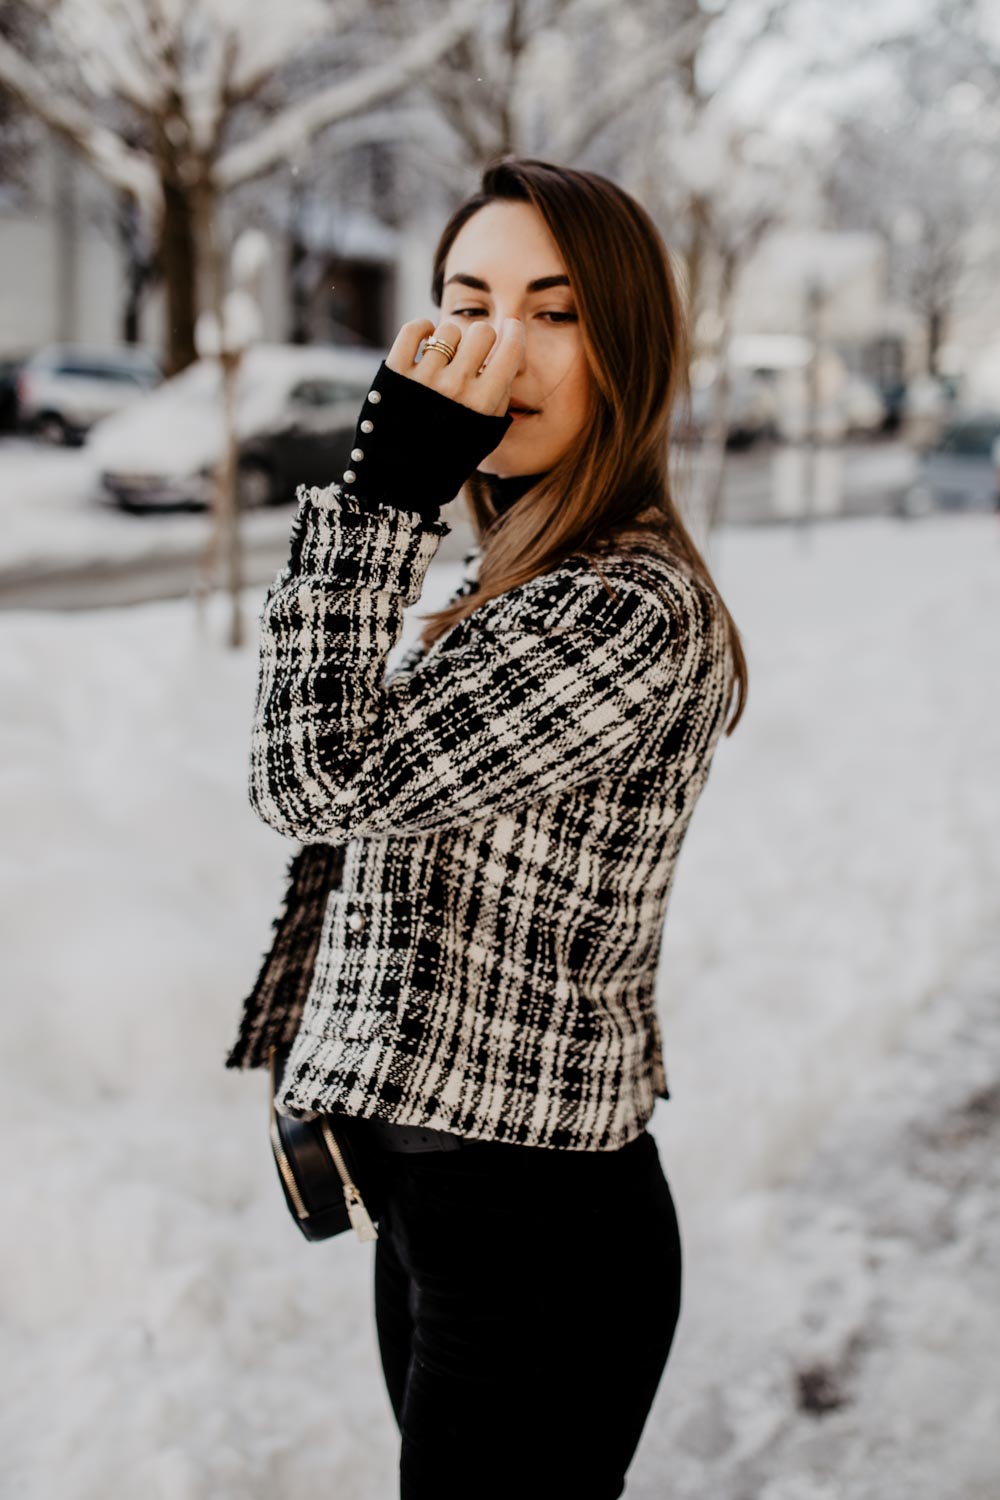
410;320;464;387
475;318;526;415
385;319;437;376
446;320;499;392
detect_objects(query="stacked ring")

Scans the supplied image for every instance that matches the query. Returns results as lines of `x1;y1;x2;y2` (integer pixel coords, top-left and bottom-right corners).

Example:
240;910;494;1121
423;336;458;364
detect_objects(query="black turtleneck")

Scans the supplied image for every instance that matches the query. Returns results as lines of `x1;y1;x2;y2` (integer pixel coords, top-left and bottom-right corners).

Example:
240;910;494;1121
480;469;550;516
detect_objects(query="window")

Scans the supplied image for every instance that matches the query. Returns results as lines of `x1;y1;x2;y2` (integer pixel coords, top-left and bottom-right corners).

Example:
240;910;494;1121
56;359;154;386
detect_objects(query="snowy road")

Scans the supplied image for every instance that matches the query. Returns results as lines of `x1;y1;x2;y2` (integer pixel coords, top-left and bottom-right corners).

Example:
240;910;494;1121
1;511;997;1498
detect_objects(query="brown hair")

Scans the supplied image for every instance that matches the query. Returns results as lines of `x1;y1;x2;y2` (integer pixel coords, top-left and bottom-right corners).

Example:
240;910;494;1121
417;156;747;735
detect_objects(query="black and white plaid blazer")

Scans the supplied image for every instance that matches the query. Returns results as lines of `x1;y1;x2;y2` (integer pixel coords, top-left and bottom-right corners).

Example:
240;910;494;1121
225;481;734;1151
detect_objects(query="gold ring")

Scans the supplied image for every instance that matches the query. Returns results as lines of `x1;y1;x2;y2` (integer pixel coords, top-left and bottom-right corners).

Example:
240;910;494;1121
423;337;458;364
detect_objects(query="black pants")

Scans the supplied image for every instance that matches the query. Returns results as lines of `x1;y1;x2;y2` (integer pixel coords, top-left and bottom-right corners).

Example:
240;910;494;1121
371;1126;682;1499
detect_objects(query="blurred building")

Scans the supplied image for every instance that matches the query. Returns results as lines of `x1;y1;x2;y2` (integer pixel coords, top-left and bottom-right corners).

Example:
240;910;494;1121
0;132;416;361
730;229;919;392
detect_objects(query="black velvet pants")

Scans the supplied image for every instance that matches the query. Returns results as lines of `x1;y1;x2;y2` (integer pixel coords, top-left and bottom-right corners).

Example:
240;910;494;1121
371;1126;682;1499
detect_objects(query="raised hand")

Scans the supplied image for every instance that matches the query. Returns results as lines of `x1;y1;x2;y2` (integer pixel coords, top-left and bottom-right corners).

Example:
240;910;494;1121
385;317;526;419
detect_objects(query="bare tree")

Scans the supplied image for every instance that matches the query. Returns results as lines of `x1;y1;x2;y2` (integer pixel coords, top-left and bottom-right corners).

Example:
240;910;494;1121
826;18;1000;377
382;0;806;536
0;1;39;201
0;0;483;373
0;0;482;649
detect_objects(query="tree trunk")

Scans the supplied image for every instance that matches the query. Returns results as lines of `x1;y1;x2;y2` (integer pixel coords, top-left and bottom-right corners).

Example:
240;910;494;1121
927;305;944;377
700;250;739;534
118;191;155;345
53;139;78;343
683;194;711;350
801;279;824;533
193;176;245;651
287;171;310;345
156;153;199;376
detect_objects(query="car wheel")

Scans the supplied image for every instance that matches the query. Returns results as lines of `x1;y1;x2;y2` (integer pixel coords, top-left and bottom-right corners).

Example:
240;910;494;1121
37;412;70;446
236;459;277;510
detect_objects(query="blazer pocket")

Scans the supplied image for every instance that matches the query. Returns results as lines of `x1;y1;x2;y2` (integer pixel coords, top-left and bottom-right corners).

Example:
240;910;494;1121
299;890;418;1045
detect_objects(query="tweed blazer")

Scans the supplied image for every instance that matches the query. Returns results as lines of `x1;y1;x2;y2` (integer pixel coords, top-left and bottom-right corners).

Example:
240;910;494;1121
225;480;734;1151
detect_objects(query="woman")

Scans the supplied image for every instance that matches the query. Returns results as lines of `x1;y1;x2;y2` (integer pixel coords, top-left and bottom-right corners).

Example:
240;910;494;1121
226;157;747;1498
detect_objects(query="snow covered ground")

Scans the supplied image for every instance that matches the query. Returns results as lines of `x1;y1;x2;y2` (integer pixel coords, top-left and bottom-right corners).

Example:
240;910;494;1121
1;508;997;1498
0;436;475;604
0;436;293;577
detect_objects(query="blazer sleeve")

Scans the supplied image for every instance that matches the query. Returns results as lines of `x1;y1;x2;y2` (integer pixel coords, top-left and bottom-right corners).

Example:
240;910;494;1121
247;481;700;844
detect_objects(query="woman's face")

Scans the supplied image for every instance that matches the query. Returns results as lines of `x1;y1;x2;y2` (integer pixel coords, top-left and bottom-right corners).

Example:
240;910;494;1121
438;200;591;478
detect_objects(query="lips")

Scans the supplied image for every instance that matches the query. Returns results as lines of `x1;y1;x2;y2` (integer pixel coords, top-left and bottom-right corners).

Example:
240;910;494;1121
508;401;538;416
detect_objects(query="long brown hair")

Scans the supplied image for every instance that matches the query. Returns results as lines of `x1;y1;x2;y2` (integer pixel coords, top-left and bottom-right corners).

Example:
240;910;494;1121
417;156;747;735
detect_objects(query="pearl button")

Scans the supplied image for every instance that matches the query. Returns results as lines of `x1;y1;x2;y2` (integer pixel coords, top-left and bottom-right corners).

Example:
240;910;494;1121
347;910;366;933
343;469;356;483
367;390;381;404
350;448;365;462
360;420;374;433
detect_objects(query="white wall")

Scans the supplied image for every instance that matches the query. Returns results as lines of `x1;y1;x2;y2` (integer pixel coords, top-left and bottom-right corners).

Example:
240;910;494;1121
0;138;129;353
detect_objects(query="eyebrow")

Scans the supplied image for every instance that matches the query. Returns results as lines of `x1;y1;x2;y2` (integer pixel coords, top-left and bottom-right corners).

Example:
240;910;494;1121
442;273;571;294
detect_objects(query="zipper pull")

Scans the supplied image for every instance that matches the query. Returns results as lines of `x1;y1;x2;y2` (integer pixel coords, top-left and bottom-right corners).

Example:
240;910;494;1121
344;1184;379;1242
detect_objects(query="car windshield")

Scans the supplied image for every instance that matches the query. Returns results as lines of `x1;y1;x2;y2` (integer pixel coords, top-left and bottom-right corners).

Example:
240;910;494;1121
67;366;149;385
288;377;368;406
49;352;157;381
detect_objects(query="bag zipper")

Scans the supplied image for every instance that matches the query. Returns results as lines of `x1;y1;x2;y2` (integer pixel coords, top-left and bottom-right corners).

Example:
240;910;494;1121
319;1118;379;1242
268;1046;378;1242
268;1106;310;1221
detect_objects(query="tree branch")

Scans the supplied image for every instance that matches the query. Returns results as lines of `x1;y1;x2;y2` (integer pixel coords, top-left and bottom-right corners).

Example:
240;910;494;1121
0;32;161;218
548;16;712;162
215;0;482;190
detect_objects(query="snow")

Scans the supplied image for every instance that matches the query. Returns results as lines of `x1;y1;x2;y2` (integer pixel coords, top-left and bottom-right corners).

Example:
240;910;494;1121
230;229;272;287
0;28;161;225
0;439;293;580
1;510;998;1498
194;292;263;358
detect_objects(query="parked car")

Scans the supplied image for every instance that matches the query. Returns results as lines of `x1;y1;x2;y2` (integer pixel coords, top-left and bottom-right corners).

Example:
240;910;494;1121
88;343;385;512
897;411;1000;517
17;344;162;445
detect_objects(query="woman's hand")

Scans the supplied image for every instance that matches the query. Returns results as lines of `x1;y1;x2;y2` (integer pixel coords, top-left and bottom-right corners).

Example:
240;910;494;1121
385;318;526;419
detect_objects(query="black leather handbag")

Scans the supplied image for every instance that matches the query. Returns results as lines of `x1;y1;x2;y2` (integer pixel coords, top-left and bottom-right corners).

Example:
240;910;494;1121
267;1043;387;1242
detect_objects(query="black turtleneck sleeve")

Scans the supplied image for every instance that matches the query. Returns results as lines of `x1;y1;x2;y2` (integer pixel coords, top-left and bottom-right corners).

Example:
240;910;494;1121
334;359;514;526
